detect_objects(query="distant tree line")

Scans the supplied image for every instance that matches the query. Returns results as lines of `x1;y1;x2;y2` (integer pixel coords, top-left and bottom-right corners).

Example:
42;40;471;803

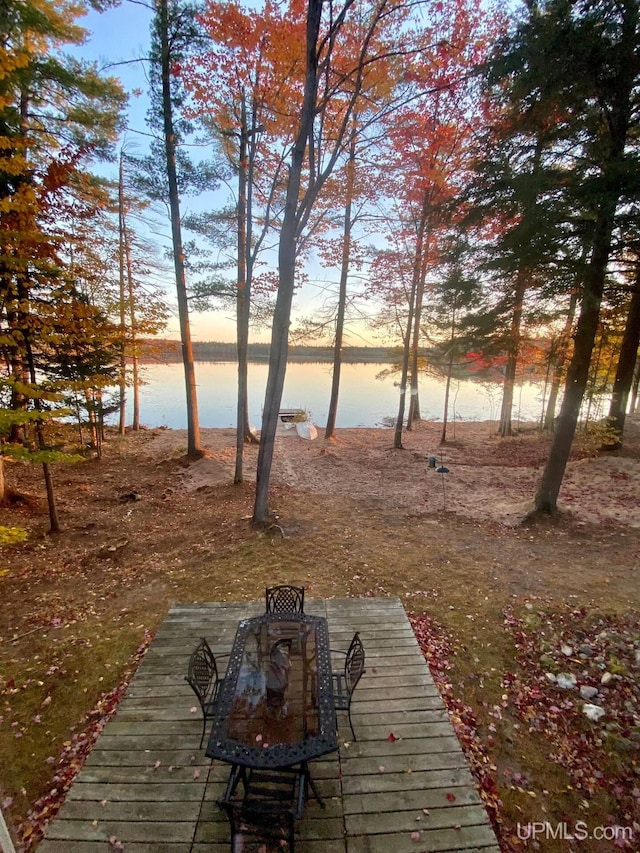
141;340;405;364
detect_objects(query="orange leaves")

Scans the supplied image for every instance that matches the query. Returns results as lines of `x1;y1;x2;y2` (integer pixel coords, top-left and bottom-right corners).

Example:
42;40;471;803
186;0;306;134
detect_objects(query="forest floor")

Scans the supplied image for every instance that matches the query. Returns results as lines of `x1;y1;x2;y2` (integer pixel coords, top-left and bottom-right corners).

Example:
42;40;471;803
1;416;640;851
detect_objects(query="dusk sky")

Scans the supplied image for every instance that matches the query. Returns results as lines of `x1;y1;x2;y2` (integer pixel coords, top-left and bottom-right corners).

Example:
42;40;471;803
76;1;383;346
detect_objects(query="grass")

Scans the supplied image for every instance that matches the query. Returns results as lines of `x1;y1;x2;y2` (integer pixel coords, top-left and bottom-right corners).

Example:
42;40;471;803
1;427;639;851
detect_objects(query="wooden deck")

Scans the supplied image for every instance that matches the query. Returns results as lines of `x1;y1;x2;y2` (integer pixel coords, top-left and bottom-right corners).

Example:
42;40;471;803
38;597;499;852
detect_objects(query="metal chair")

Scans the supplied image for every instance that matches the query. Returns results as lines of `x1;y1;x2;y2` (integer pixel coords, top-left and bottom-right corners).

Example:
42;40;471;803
331;631;365;741
185;637;225;748
265;584;305;614
220;766;301;852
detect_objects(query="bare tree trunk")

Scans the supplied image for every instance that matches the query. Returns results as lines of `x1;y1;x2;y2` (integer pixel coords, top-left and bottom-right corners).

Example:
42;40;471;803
402;200;429;437
8;92;31;443
440;304;458;445
325;134;357;441
235;96;258;483
85;391;102;457
534;206;618;513
41;461;61;534
605;270;640;447
394;268;419;450
253;0;322;524
24;339;61;533
584;323;607;429
500;136;545;437
499;270;527;436
123;199;140;431
543;288;578;431
117;152;127;436
440;369;453;446
630;355;640;413
159;0;201;459
235;100;249;483
407;225;431;430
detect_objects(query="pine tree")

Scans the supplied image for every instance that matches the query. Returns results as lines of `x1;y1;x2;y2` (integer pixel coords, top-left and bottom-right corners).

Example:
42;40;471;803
0;0;126;531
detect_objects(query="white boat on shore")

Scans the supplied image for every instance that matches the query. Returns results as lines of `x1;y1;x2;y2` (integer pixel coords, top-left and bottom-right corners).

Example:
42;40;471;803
272;408;318;440
295;420;318;440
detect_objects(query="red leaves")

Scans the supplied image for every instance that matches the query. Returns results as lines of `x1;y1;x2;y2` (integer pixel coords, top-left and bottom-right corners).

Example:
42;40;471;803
409;611;501;830
499;605;640;847
387;732;398;742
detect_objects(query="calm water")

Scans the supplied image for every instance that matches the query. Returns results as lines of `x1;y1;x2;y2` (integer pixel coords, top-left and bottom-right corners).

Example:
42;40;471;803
131;361;546;429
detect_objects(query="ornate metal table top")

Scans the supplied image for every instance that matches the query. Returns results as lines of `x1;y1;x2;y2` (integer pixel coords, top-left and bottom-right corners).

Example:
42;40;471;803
205;613;338;768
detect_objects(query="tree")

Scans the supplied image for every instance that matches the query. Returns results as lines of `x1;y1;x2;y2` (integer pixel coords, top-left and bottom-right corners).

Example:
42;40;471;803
466;78;573;438
253;0;431;522
0;0;125;530
114;147;170;435
185;0;299;480
146;0;210;459
324;128;359;440
428;233;486;444
528;0;640;513
604;261;640;446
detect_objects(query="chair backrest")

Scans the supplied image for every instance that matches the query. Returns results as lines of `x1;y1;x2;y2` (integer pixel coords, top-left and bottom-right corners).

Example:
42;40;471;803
344;632;365;696
186;637;219;708
265;585;305;614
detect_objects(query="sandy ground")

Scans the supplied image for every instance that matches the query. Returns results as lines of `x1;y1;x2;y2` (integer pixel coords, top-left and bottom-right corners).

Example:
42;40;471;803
147;417;640;529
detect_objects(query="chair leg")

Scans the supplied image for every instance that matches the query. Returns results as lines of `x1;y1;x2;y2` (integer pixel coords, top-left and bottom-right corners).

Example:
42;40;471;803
347;707;357;742
288;812;295;852
199;716;206;749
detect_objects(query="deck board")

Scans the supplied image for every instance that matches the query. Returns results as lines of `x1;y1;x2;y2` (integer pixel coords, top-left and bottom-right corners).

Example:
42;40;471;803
37;597;499;853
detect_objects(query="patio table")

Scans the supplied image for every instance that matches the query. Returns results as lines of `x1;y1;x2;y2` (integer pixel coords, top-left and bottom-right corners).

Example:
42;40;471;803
205;612;338;802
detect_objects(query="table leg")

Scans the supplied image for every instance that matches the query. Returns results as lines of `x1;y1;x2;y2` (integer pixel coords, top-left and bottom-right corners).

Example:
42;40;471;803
223;763;245;801
298;761;324;818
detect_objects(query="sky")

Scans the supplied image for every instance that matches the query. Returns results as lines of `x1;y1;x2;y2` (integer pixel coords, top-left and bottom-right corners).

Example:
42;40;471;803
75;0;383;347
76;2;239;342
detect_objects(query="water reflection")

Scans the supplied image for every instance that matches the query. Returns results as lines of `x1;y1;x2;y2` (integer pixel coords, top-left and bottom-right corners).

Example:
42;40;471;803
133;361;545;429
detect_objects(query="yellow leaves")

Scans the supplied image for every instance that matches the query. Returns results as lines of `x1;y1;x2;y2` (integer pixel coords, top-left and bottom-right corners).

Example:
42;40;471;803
0;525;28;546
0;47;30;80
0;182;39;216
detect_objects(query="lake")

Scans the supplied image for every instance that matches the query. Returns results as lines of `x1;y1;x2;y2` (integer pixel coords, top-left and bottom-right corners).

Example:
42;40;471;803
131;361;547;429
